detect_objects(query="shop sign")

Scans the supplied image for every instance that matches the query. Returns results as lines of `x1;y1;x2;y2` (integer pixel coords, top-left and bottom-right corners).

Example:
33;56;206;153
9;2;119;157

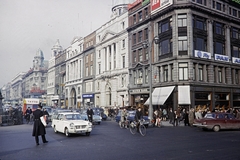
128;0;142;10
82;94;94;98
232;57;240;64
131;88;149;93
151;0;173;14
194;50;211;59
214;54;230;62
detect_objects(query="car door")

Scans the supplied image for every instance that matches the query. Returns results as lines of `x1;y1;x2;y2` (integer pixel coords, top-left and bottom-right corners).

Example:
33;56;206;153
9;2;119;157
56;114;63;133
226;114;240;129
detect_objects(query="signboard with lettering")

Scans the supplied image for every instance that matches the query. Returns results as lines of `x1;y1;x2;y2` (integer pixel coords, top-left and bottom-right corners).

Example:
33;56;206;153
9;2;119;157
151;0;173;14
82;94;94;98
194;50;211;59
232;57;240;64
214;54;230;62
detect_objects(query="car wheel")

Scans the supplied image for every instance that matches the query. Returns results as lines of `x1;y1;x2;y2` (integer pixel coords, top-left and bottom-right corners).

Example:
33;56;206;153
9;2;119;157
213;125;220;132
86;132;91;136
65;128;70;137
54;126;58;133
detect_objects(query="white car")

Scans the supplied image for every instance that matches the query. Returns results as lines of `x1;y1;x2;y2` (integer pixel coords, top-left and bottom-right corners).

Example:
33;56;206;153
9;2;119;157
51;112;92;137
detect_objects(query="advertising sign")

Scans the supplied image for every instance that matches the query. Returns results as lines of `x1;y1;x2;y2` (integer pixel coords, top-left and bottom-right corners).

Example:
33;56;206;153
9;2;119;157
232;57;240;64
194;50;211;59
214;54;230;62
151;0;173;14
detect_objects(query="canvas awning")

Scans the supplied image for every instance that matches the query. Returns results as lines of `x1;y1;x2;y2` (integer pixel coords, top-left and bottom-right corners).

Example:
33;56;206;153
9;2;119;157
178;85;191;105
144;86;175;105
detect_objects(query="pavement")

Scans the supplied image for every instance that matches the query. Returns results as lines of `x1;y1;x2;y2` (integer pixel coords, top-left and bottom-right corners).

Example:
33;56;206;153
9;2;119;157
157;120;186;127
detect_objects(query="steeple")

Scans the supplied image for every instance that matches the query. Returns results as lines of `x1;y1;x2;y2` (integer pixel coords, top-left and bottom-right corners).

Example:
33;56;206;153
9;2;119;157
51;39;63;57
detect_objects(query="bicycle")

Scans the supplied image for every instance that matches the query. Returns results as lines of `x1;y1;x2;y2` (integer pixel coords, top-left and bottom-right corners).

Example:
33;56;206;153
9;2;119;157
119;117;129;129
129;119;146;136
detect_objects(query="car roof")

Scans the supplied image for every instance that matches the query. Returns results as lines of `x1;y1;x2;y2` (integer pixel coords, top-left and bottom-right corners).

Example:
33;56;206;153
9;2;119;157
59;112;80;115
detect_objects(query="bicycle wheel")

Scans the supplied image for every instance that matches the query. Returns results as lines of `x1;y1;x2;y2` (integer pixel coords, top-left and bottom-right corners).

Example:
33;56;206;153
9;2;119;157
130;122;137;134
139;124;146;136
125;120;130;129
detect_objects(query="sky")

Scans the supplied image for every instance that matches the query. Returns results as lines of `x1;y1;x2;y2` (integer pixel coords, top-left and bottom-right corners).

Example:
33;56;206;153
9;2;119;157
0;0;119;88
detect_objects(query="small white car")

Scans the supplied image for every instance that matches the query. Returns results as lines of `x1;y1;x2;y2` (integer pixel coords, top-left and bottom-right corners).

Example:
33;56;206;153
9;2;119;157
51;112;92;137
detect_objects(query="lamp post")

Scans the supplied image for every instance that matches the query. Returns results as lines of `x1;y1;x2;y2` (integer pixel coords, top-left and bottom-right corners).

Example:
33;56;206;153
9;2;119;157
142;36;159;120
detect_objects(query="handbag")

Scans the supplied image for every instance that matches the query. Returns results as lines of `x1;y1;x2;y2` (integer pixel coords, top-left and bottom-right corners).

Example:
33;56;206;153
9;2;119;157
40;116;47;127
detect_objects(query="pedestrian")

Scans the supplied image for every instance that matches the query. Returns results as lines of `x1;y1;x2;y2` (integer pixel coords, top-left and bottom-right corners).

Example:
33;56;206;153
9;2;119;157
168;108;174;124
162;109;167;121
188;108;195;126
32;103;48;145
87;107;94;123
183;109;190;126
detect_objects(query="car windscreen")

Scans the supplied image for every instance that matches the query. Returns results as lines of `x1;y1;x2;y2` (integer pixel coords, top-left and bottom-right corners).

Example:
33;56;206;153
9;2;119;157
65;114;81;120
204;113;215;118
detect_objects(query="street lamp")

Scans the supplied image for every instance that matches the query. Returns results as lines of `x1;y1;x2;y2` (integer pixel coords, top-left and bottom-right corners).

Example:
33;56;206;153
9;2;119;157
142;36;159;120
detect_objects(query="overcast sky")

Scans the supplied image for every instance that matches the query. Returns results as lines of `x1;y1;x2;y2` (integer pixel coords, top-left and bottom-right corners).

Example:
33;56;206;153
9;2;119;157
0;0;117;88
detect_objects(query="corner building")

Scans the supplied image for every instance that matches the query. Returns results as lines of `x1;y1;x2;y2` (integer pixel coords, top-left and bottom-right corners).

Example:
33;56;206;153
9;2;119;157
128;0;240;112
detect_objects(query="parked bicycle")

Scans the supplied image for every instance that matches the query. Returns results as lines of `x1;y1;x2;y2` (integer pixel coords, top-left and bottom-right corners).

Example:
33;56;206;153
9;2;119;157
119;117;129;129
129;119;146;136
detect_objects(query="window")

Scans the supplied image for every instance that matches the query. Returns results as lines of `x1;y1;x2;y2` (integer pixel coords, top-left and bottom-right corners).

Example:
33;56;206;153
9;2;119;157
133;15;136;24
133;51;137;63
145;28;148;40
134;71;137;84
139;69;143;78
178;36;187;51
193;16;206;30
133;34;136;44
145;8;148;18
139;49;143;62
86;55;88;63
233;9;237;17
159;39;172;55
178;14;187;27
114;52;116;69
109;62;111;70
164;66;168;82
214;42;225;55
86;67;88;76
90;54;93;61
78;87;80;94
138;31;143;42
199;64;203;81
179;63;188;81
122;21;125;29
122;56;125;68
232;27;239;39
196;0;206;5
145;47;149;60
98;63;101;74
138;11;142;21
232;46;240;58
122;39;125;48
158;18;172;33
194;37;207;51
145;68;148;83
214;22;224;35
216;2;221;11
218;68;222;83
236;70;239;84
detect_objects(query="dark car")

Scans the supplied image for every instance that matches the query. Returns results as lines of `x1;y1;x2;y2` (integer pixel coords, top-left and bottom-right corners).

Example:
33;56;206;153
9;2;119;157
193;113;240;132
116;110;150;126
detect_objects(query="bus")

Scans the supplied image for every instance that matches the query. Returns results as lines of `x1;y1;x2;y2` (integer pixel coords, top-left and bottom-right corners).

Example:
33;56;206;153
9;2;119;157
22;98;40;114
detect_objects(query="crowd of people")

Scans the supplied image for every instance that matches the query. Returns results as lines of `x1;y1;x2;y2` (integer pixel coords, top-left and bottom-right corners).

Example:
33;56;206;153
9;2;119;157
152;106;240;127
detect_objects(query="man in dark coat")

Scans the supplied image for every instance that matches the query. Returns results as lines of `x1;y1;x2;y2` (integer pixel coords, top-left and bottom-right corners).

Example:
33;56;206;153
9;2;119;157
32;104;48;145
87;107;94;123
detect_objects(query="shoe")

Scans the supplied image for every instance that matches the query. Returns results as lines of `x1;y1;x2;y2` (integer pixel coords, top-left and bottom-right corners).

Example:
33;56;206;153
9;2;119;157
36;143;39;145
43;141;48;143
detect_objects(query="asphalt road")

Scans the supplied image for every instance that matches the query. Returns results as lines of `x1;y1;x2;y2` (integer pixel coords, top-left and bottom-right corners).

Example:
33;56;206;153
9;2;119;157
0;120;240;160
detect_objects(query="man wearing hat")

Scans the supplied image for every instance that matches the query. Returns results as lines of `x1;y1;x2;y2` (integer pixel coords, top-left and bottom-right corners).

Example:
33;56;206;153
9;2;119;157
32;103;48;145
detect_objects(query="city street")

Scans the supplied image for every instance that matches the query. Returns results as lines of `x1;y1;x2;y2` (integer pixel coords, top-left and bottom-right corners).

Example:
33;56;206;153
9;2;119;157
0;120;240;160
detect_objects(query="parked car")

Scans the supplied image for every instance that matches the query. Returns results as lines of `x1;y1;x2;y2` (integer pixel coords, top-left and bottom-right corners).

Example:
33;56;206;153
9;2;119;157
193;113;240;132
115;110;150;126
51;112;92;137
43;106;53;122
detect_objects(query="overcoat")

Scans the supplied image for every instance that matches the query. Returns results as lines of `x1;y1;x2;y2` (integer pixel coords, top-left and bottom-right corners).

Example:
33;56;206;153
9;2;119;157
32;109;46;136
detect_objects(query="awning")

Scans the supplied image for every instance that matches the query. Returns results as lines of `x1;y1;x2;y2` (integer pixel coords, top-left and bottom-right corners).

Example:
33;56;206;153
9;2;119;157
178;85;191;105
144;86;175;105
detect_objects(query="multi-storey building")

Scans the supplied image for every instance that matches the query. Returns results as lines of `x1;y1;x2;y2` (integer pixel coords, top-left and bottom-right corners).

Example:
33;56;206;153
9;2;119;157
22;49;48;99
10;72;26;104
95;1;130;109
129;0;240;112
47;40;62;106
65;37;84;109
